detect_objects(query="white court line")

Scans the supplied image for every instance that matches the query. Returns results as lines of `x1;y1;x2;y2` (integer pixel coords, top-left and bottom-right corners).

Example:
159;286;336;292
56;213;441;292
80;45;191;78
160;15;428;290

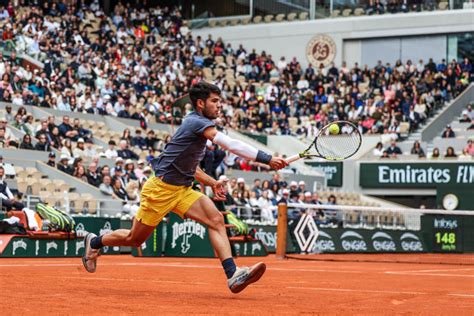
448;294;474;298
59;276;209;285
286;286;427;295
385;271;474;278
388;268;474;273
0;262;364;273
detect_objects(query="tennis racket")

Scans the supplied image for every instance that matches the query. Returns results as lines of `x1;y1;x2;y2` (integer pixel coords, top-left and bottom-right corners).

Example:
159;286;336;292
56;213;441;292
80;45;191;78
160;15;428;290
285;120;362;163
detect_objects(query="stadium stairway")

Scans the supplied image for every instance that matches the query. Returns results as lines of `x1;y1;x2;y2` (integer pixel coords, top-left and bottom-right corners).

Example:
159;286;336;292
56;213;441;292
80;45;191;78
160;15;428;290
402;83;474;153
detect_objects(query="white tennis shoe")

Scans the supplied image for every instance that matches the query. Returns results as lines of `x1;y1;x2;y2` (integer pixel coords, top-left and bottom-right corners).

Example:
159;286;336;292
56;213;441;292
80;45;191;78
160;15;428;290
82;233;101;273
228;262;266;294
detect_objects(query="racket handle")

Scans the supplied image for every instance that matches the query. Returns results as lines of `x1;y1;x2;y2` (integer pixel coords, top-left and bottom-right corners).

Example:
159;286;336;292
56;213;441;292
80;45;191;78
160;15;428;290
285;154;301;164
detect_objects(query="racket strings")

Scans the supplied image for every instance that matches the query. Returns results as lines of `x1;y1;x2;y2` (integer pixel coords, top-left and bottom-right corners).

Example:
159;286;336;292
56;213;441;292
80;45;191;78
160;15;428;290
316;129;361;160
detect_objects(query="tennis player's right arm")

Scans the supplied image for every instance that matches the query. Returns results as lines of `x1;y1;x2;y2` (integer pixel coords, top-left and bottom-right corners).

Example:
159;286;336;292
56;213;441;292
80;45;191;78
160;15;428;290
202;127;288;170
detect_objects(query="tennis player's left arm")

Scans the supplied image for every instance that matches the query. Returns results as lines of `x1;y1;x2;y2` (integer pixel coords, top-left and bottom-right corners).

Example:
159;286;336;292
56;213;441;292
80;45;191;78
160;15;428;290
202;126;288;170
195;166;217;187
195;166;226;200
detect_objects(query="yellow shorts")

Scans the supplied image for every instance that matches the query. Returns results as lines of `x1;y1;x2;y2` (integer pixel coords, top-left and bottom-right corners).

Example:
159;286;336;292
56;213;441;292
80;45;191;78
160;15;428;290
135;177;204;227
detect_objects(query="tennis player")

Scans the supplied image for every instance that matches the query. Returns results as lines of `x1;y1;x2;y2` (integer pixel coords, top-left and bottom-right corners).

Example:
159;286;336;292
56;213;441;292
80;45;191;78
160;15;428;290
82;81;288;293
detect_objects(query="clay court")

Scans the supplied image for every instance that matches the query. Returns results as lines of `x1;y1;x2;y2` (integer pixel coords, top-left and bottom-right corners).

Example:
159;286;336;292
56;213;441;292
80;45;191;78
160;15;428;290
1;254;473;315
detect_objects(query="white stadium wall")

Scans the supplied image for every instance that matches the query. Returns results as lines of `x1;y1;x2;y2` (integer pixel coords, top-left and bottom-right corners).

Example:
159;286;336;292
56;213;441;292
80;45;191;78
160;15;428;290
194;10;474;68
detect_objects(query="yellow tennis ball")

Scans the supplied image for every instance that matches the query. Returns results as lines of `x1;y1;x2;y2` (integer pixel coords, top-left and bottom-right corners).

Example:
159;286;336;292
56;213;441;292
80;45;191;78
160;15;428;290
328;124;340;135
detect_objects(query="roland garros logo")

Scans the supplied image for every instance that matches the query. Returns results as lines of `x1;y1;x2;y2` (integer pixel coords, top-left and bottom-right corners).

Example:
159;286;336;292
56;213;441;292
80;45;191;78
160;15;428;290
306;34;336;67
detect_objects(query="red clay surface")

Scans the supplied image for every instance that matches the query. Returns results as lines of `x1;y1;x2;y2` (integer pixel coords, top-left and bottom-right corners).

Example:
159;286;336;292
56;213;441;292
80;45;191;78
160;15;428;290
0;254;473;315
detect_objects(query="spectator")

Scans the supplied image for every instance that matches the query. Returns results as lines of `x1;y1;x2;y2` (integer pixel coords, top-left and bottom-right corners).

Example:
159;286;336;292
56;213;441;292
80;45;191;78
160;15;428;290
73;138;86;158
86;163;101;187
49;127;61;149
112;177;128;200
386;141;402;156
460;113;471;123
124;159;138;181
73;165;88;182
257;190;274;222
468;119;474;130
131;129;147;149
139;166;153;189
461;105;474;121
72;118;92;140
35;119;50;140
444;146;457;158
117;140;139;160
441;125;455;138
99;175;114;196
0;166;25;211
19;134;34;150
0;117;18;147
430;147;440;159
410;141;426;157
373;142;384;157
277;189;290;205
57;154;73;175
297;181;306;194
380;150;390;158
60;139;74;159
113;166;128;188
464;139;474;156
46;152;56;167
459;149;472;160
34;133;51;151
104;140;118;159
58;116;79;141
84;139;97;158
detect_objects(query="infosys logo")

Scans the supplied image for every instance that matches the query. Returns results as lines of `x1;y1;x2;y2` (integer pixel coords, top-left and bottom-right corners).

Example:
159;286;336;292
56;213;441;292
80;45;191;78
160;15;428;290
371;232;396;251
341;231;367;251
313;231;335;252
400;233;423;251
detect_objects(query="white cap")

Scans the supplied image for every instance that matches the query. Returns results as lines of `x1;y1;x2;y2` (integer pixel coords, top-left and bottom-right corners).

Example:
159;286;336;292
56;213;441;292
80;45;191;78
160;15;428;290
125;159;133;165
290;181;298;187
115;157;123;163
299;180;305;186
219;175;229;182
77;138;84;143
237;177;245;183
60;154;69;160
137;160;144;165
144;166;152;172
282;189;290;195
304;192;312;197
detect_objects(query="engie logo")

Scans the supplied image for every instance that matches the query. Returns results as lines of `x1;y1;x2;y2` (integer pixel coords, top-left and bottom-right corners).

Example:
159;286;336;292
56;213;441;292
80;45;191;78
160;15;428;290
371;232;396;251
400;233;424;252
13;240;27;255
46;241;58;254
313;231;335;252
171;220;206;254
341;231;367;251
75;223;87;237
100;222;113;253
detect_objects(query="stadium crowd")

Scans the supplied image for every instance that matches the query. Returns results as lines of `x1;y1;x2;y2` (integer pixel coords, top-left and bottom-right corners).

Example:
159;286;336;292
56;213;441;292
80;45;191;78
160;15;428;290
0;0;472;142
216;174;340;224
0;1;472;216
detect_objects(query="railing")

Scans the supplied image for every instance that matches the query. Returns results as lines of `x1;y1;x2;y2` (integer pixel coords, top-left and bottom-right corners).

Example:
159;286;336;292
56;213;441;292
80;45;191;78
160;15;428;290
190;0;468;28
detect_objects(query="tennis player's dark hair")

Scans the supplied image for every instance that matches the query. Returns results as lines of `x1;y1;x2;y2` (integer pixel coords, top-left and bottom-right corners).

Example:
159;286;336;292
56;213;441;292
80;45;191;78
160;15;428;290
189;81;221;108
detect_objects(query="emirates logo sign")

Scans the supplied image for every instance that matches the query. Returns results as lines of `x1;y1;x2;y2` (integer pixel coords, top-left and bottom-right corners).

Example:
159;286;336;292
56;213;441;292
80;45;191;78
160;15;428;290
306;34;336;67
